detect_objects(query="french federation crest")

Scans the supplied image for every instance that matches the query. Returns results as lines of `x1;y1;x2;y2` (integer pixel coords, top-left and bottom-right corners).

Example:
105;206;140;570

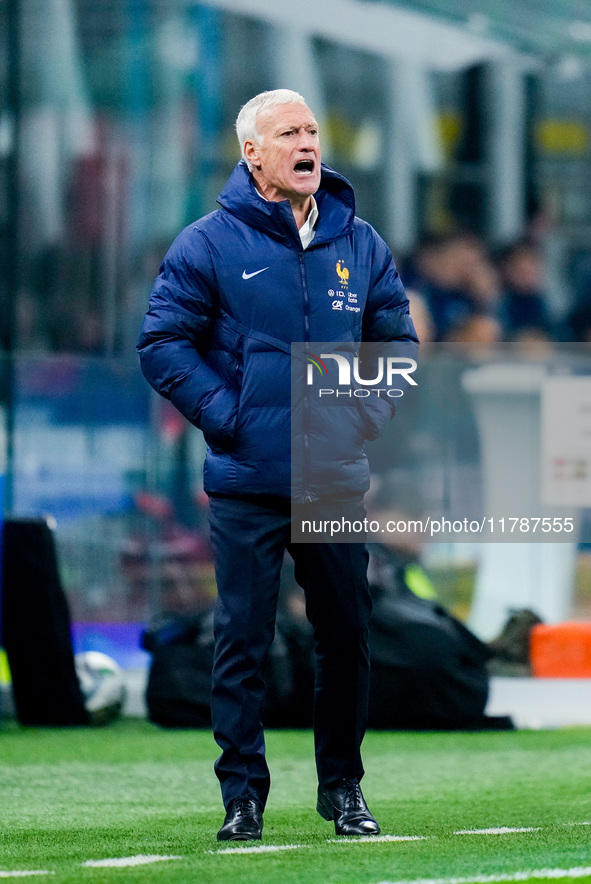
336;260;349;287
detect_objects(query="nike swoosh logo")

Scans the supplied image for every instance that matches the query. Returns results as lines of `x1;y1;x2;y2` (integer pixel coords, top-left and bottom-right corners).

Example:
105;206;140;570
242;267;270;280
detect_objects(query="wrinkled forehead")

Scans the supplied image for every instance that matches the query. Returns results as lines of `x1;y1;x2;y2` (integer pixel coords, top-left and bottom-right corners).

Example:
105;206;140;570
256;102;318;137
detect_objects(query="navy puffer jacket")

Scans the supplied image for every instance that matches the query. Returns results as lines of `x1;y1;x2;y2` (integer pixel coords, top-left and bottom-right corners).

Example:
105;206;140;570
137;161;418;501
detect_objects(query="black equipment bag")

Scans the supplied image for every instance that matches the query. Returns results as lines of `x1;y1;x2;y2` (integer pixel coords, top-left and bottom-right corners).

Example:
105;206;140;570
141;614;214;728
1;518;89;726
140;544;514;732
367;544;513;730
141;609;293;729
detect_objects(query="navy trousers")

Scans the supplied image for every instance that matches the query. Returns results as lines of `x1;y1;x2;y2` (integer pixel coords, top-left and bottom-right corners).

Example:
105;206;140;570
208;494;372;810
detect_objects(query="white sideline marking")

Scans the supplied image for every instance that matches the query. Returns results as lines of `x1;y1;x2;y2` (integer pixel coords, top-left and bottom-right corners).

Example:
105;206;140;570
328;835;429;844
0;875;54;879
213;844;306;855
81;855;181;868
375;866;591;884
453;827;541;836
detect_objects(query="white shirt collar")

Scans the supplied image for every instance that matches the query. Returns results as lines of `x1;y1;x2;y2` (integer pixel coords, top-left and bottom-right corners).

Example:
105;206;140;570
255;189;318;250
299;196;318;250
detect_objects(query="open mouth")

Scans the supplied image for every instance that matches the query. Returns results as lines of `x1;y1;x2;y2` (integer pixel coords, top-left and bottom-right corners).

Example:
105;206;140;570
293;159;315;174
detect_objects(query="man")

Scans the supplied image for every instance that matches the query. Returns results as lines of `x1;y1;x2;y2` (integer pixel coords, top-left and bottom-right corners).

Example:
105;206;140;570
137;89;418;841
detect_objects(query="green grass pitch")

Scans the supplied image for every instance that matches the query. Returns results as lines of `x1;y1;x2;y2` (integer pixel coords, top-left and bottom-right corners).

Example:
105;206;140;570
1;720;591;883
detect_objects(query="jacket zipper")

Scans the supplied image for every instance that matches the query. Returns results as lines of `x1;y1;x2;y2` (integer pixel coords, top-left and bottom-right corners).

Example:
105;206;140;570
298;252;313;503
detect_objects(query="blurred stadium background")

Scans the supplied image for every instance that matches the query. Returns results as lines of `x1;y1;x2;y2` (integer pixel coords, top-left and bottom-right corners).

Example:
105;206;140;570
2;0;591;713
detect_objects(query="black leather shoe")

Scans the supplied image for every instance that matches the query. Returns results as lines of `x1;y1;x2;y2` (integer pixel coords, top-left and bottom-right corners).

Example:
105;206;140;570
317;779;380;836
217;795;263;841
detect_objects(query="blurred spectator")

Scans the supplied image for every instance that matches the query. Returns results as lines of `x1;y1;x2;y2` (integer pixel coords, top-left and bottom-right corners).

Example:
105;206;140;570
442;312;501;346
404;289;435;344
568;296;591;343
495;238;554;340
510;328;554;358
74;307;107;354
410;232;500;341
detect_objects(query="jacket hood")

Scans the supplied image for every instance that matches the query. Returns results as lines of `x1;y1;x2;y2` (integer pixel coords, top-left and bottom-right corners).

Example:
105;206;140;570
217;160;356;248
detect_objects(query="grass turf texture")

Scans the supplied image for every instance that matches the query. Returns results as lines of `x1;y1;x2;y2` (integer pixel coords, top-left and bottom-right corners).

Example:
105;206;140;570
0;721;590;883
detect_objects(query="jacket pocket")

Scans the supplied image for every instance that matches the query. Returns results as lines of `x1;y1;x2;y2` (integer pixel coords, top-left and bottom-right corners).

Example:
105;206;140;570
358;393;393;441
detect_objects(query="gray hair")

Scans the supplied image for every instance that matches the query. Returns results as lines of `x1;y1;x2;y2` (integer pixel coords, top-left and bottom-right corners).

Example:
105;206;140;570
235;89;308;171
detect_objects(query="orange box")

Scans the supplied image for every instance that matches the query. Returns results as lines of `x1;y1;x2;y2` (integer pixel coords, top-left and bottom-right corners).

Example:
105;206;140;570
530;622;591;678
